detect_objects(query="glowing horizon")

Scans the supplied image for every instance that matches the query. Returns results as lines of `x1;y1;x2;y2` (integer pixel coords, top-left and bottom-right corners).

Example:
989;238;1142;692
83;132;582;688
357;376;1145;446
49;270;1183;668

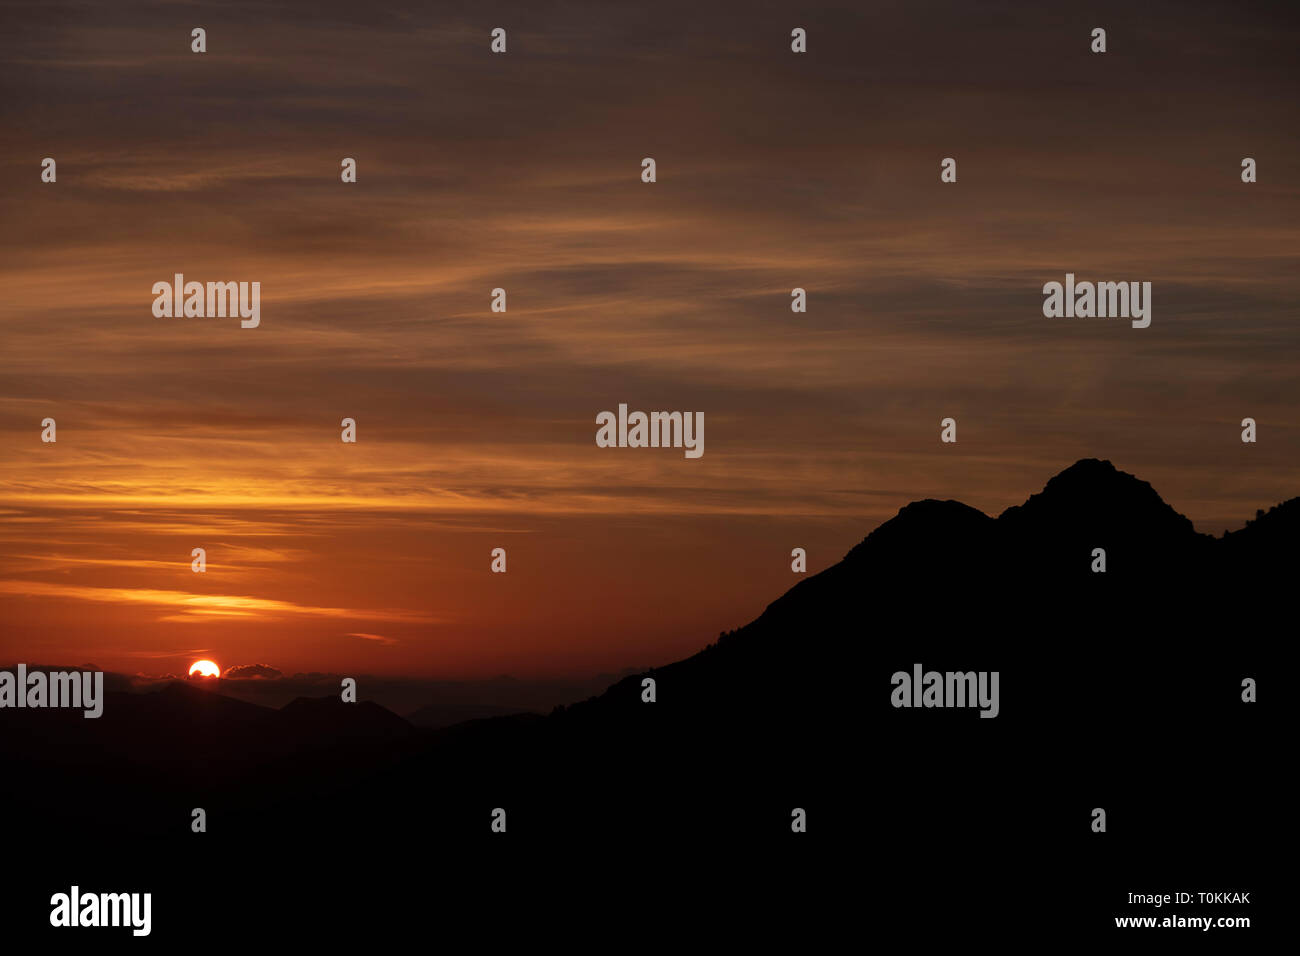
3;1;1297;681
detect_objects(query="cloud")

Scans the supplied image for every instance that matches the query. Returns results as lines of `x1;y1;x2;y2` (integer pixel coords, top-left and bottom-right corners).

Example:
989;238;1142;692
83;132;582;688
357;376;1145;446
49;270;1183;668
222;663;284;680
0;580;439;623
347;632;398;646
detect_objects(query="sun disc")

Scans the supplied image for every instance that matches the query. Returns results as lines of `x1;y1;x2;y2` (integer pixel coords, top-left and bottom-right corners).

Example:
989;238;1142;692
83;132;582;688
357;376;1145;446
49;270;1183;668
188;659;221;678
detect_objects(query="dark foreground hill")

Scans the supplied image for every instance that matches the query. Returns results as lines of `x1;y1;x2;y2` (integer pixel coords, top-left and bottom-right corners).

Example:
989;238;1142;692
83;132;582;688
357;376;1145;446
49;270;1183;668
0;459;1282;941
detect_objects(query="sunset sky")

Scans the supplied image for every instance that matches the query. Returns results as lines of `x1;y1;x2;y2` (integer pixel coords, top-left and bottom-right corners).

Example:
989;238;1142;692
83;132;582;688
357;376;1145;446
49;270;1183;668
2;1;1297;682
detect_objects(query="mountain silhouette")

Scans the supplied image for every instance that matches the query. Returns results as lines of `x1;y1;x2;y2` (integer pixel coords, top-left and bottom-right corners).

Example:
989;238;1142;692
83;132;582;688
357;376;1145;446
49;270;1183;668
2;459;1280;941
278;695;417;745
2;459;1282;833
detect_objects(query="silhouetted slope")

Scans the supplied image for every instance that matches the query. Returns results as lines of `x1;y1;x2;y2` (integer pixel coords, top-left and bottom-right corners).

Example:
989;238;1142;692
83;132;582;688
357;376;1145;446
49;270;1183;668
514;458;1282;840
407;701;523;727
279;695;418;744
1220;495;1300;578
1;459;1285;861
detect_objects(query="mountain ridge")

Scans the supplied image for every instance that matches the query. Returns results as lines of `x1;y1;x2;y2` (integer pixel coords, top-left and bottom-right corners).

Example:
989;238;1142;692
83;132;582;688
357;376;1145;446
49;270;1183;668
0;458;1285;845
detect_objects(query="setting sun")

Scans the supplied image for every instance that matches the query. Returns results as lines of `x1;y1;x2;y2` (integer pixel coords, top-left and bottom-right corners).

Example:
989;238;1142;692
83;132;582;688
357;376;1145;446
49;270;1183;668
188;660;221;679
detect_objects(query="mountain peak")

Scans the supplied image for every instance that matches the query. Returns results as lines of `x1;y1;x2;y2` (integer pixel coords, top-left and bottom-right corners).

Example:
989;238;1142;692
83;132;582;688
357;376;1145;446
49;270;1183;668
1034;458;1149;503
998;458;1197;540
1042;458;1142;496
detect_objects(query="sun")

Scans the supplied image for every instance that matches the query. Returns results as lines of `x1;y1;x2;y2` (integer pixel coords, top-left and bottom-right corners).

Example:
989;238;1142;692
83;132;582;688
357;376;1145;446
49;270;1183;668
188;659;221;679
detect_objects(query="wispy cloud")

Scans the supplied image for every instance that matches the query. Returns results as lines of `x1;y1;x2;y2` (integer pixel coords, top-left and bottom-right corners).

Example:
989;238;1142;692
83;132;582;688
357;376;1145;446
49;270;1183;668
0;580;439;624
348;632;398;646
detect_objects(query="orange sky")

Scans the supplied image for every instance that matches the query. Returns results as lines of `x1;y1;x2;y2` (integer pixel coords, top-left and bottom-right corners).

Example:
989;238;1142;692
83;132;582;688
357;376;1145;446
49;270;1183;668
2;1;1297;679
